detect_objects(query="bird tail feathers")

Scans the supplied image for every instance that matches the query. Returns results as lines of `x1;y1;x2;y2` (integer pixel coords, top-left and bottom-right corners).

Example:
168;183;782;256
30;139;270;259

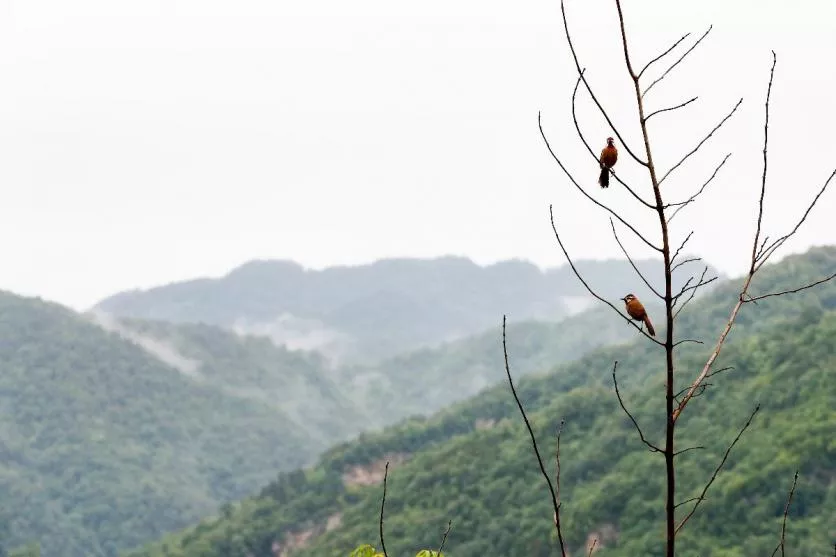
598;167;609;188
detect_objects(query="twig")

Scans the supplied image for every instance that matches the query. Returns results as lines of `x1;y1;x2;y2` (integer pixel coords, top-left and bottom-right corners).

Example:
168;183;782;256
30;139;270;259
550;206;663;345
638;32;691;79
673;446;704;457
503;316;568;556
554;419;565;529
437;520;453;557
560;0;648;166
645;96;698;122
610;218;663;299
379;462;390;557
671;231;694;266
570;73;656;209
671;257;700;274
587;538;599;557
613;361;663;452
770;470;799;557
751;52;777;268
540;114;662;253
755;167;836;269
659;98;743;186
675;405;760;534
642;25;713;97
667;153;733;222
745;271;836;302
674;497;701;509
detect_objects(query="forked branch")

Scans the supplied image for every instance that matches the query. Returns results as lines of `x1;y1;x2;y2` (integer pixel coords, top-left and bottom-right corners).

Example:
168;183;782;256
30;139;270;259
674;52;835;422
642;25;713;97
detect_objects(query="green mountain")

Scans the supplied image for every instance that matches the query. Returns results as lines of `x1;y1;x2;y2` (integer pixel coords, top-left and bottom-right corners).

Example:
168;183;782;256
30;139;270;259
0;293;363;557
0;279;641;556
125;246;836;557
92;256;717;363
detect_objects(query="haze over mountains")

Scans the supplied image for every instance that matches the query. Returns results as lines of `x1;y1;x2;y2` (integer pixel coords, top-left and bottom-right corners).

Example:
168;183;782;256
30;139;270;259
93;255;719;363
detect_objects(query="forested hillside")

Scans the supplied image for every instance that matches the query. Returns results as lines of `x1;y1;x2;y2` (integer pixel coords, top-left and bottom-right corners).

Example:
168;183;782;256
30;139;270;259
93;256;715;362
0;281;639;556
125;246;836;557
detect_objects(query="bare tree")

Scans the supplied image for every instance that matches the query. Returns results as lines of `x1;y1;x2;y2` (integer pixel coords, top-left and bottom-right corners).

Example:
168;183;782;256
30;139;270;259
503;1;835;556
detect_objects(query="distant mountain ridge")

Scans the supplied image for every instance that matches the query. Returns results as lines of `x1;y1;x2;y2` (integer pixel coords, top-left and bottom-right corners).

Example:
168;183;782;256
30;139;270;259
93;255;721;363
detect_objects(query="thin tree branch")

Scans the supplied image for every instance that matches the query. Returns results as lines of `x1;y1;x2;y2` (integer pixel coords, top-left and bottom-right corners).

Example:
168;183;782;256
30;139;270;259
645;96;698;122
673;51;831;422
670;231;694;266
437;520;453;557
560;0;648;166
642;25;713;97
553;419;565;530
673;446;705;457
671;257;700;274
744;271;836;302
659;98;743;186
571;72;656;209
638;32;692;79
667;153;733;222
751;52;777;269
550;206;663;345
379;462;390;557
503;316;567;557
613;361;663;453
675;405;760;534
770;470;799;557
755;168;836;270
674;497;701;509
587;538;599;557
541;115;662;253
610;218;663;299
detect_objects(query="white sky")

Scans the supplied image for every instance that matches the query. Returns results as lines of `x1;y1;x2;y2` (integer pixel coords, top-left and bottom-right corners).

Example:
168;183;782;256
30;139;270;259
0;0;834;310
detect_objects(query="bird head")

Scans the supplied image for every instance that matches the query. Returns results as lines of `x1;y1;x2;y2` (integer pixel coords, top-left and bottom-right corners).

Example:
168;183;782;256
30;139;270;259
621;294;635;303
606;137;614;146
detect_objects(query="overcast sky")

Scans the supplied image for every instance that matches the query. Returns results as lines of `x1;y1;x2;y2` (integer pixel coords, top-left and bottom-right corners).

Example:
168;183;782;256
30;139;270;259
0;0;834;310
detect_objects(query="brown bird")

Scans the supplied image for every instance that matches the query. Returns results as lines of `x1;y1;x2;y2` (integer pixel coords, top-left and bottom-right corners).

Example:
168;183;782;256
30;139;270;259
621;293;655;336
598;137;618;188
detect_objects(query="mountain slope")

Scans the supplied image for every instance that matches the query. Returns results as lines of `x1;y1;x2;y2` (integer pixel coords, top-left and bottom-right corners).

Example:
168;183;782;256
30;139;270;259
93;256;718;363
0;280;655;556
124;246;836;557
0;292;354;557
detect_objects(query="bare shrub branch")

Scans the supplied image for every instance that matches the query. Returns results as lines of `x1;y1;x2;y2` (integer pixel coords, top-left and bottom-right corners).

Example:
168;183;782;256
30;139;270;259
437;520;453;557
379;462;390;557
770;470;799;557
745;271;836;302
675;405;760;534
502;316;568;556
638;32;691;79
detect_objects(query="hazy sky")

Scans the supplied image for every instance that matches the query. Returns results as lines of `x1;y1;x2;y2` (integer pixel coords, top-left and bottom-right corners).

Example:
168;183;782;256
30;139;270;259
1;0;834;310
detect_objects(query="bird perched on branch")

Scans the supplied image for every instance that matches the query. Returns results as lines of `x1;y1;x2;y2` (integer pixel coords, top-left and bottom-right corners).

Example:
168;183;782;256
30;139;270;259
621;293;655;336
598;137;618;188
